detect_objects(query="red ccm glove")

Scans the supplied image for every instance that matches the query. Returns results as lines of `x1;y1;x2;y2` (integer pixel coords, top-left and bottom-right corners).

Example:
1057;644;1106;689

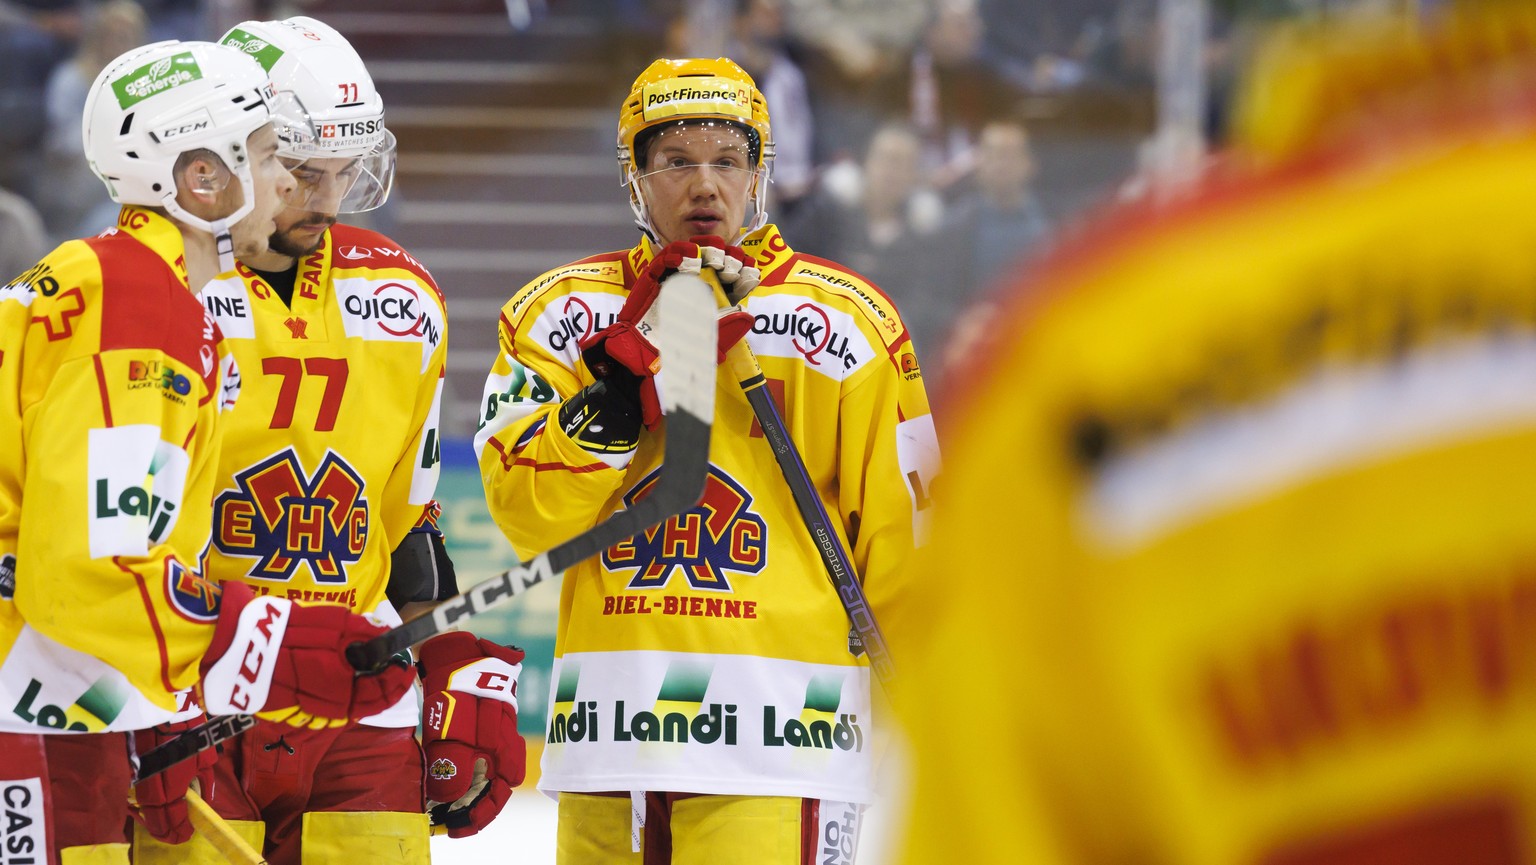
580;237;755;427
130;710;217;844
198;582;415;728
418;632;527;837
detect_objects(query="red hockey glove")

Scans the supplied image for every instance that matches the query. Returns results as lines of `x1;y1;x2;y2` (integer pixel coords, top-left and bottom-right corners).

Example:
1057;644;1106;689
418;632;527;838
131;715;217;844
580;238;710;427
199;582;415;728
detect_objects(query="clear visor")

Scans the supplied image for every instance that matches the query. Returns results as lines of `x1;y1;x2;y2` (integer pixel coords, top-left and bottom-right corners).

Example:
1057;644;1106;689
278;128;397;214
630;121;758;189
267;91;318;158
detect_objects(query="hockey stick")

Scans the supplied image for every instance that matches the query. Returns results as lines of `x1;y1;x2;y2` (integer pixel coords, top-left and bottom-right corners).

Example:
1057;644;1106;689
187;789;268;864
133;272;717;781
346;270;718;670
133;713;257;784
702;270;897;684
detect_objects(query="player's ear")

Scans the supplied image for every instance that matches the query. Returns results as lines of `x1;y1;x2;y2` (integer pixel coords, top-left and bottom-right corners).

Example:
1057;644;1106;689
172;149;237;217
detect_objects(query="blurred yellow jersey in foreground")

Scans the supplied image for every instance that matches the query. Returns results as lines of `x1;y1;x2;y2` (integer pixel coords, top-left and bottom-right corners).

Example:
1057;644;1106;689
894;11;1536;865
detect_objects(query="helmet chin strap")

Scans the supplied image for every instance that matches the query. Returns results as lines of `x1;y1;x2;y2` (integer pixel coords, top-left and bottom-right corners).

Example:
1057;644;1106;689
212;218;236;274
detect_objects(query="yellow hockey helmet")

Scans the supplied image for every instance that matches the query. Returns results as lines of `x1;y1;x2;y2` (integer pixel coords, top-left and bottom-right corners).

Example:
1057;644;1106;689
617;57;776;241
617;57;773;172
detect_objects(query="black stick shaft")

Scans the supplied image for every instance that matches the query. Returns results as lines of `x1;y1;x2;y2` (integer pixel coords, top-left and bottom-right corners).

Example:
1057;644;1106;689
709;274;897;684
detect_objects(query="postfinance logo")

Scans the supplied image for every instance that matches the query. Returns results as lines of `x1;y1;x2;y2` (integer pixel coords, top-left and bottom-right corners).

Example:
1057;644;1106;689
604;466;767;592
213;448;368;582
641;76;751;122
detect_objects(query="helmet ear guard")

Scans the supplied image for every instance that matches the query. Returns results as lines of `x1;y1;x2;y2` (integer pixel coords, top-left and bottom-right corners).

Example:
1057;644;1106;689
616;57;775;242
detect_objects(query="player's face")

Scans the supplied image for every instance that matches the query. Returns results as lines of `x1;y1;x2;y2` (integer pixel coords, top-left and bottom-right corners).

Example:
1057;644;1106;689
268;156;361;257
231;124;298;259
637;123;756;244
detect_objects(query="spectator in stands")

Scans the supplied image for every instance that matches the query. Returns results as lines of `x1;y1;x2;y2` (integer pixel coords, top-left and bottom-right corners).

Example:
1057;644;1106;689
787;121;946;334
730;0;816;217
916;118;1051;377
904;0;1017;193
977;0;1121;93
0;0;79;201
0;184;47;282
784;0;929;161
42;0;148;241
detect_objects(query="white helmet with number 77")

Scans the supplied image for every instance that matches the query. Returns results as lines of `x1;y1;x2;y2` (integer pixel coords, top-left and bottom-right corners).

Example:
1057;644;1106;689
220;16;395;213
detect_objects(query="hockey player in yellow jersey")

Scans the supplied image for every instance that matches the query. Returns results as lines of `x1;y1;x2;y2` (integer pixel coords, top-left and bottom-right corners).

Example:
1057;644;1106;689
128;18;525;865
892;7;1536;865
0;39;417;865
476;57;940;863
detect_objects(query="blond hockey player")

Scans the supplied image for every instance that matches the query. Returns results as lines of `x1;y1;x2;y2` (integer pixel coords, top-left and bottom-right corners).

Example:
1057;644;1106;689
477;57;940;864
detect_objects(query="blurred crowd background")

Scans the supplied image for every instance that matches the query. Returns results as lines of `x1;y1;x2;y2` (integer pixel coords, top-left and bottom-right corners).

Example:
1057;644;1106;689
0;0;1446;750
0;0;1442;435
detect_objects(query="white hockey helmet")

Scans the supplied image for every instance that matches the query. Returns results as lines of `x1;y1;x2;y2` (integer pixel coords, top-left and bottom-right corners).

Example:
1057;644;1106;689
220;16;395;213
83;40;312;241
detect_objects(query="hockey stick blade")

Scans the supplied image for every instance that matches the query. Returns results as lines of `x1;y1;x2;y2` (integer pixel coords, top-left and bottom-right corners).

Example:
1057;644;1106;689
346;271;718;671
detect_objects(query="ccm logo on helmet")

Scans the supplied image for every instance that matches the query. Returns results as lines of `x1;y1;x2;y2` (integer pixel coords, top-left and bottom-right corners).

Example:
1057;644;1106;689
158;117;211;141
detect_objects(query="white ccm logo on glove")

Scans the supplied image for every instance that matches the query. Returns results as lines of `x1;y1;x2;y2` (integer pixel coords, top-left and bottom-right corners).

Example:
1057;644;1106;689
445;657;522;709
201;597;291;714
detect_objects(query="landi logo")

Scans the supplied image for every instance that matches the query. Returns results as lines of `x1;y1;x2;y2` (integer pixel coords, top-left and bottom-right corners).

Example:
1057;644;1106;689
87;428;191;559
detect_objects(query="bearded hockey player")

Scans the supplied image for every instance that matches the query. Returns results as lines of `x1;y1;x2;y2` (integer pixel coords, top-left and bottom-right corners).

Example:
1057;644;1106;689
475;57;941;863
130;18;524;865
0;39;415;865
893;7;1536;865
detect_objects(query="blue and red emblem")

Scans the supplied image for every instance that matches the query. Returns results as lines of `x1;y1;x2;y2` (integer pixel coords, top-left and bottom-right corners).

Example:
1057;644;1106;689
213;448;368;583
604;466;768;591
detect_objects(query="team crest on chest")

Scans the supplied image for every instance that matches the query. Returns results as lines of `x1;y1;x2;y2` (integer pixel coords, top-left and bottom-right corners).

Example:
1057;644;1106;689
604;466;767;591
213;448;368;583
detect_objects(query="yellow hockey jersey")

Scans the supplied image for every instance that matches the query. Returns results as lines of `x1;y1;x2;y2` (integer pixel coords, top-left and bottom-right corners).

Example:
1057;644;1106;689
0;206;225;731
892;56;1536;865
199;224;445;629
477;225;940;802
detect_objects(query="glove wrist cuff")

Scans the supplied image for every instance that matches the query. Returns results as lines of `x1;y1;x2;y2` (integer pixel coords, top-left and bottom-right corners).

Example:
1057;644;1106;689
201;593;293;715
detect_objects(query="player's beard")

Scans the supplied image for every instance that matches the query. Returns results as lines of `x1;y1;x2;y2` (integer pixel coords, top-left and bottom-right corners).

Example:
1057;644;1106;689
268;215;337;258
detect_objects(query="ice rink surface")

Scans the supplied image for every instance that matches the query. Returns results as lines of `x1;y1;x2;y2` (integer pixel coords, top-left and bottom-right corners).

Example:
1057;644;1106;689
429;792;901;864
